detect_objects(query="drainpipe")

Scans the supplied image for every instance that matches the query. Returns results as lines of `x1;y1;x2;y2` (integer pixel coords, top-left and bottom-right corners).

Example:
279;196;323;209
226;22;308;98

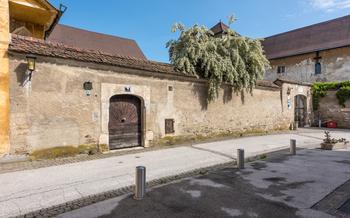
44;4;68;39
0;0;10;155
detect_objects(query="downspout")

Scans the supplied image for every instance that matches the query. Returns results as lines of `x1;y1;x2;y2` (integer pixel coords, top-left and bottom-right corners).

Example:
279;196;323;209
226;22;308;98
0;0;10;155
44;4;67;39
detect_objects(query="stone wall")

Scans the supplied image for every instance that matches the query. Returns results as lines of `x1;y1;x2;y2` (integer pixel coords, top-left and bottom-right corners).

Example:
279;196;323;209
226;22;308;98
317;91;350;128
265;46;350;83
8;53;311;154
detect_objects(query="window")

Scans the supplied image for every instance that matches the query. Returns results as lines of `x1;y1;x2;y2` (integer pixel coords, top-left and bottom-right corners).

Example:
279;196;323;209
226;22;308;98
315;62;321;75
165;119;175;134
168;86;173;91
277;66;286;74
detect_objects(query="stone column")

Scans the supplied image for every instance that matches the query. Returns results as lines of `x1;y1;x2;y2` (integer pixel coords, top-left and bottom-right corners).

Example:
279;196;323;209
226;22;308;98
0;0;10;155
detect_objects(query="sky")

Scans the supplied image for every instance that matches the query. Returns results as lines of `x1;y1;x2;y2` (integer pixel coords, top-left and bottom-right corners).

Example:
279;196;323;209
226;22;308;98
49;0;350;63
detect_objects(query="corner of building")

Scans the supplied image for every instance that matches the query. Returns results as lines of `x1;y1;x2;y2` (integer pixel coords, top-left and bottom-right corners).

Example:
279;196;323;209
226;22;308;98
0;0;10;155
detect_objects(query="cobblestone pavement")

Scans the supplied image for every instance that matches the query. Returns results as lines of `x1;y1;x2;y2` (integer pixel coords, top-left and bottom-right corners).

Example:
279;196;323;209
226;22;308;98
0;146;159;174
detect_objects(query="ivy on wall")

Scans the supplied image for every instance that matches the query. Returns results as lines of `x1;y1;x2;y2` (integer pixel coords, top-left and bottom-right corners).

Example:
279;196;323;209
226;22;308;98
312;81;350;110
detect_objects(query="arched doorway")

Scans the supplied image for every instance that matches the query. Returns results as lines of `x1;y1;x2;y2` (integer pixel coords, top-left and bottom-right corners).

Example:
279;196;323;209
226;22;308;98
294;95;307;127
109;95;142;150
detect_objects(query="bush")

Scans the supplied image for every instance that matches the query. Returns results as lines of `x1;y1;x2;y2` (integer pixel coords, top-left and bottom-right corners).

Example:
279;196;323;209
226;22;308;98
312;81;350;110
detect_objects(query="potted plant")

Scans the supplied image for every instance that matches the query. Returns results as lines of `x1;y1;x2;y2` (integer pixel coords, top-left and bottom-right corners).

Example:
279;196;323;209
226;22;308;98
321;131;349;150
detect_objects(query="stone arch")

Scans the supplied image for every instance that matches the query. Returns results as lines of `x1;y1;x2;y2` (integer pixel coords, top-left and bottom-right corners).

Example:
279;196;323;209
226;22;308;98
108;94;145;150
294;94;307;127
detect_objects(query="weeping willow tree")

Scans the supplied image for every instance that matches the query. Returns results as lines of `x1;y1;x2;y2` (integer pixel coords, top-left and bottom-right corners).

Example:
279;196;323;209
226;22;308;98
166;19;270;102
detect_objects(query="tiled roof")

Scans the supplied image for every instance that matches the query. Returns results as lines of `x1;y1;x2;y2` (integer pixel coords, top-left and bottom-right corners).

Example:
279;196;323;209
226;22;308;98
273;79;312;87
262;15;350;60
257;80;280;89
48;24;147;60
210;22;230;35
9;34;182;76
8;34;279;89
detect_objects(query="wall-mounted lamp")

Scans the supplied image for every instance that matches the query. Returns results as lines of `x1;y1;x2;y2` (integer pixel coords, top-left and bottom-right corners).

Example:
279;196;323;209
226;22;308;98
26;55;36;72
83;81;93;96
287;87;292;95
23;54;37;84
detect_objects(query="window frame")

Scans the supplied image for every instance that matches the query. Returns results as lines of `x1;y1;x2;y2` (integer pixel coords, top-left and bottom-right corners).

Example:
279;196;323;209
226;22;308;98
277;66;286;74
165;119;175;134
315;62;322;75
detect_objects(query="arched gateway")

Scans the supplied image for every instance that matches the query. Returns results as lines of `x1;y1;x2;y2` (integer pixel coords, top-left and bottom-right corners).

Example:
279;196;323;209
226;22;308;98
108;95;142;150
294;95;307;127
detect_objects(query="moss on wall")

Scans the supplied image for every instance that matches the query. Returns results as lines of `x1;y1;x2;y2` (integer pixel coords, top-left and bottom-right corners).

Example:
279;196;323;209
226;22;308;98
29;144;103;160
152;126;290;147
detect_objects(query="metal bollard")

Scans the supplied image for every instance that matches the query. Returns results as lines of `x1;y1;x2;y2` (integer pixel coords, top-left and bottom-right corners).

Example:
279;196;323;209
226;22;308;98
290;139;296;155
237;149;245;169
134;166;146;200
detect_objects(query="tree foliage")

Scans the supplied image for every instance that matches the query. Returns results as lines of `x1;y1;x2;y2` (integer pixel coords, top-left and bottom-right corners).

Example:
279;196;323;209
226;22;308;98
166;21;270;102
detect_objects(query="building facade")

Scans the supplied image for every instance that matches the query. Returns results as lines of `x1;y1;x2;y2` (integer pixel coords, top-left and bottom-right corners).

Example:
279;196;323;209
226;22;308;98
263;15;350;83
1;0;313;155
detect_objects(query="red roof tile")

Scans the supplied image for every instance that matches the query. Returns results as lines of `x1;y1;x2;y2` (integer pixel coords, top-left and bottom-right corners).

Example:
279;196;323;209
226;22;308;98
210;22;230;35
8;34;279;89
9;34;180;75
48;24;147;60
262;15;350;60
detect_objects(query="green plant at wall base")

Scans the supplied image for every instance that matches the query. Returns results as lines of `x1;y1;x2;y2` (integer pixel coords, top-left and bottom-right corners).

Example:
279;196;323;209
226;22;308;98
167;17;270;102
30;144;103;160
336;87;350;107
30;146;80;160
312;81;350;110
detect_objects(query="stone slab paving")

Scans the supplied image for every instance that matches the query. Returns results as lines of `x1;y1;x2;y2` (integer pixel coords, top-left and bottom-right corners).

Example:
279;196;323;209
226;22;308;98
193;133;322;158
298;128;350;141
0;146;231;218
59;149;350;218
0;129;347;217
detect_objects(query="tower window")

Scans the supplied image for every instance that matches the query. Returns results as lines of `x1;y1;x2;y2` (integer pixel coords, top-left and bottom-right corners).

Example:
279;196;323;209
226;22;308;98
314;51;322;75
277;66;286;74
315;62;321;75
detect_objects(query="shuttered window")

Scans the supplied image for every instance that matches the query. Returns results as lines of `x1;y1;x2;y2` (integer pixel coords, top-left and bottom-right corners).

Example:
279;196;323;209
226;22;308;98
165;119;175;134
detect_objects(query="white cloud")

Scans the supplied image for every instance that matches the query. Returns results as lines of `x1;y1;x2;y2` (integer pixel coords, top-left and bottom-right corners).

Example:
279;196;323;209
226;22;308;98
311;0;350;11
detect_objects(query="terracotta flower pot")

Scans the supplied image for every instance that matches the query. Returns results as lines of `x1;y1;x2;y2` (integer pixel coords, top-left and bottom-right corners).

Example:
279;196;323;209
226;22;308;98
321;143;334;150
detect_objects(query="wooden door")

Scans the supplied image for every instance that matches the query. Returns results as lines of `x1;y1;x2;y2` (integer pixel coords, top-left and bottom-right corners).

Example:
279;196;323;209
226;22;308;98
295;95;307;127
109;95;142;149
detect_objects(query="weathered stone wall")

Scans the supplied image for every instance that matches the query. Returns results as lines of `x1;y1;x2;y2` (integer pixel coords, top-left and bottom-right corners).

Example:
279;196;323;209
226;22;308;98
317;91;350;128
280;82;313;126
8;54;311;154
265;46;350;83
0;0;10;155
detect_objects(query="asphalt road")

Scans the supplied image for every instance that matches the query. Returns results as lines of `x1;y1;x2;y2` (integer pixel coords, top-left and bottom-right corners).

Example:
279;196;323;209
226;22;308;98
59;148;350;218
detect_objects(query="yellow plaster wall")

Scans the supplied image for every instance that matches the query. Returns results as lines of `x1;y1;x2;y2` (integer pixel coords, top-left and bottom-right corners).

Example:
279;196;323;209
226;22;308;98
0;0;10;155
9;0;57;39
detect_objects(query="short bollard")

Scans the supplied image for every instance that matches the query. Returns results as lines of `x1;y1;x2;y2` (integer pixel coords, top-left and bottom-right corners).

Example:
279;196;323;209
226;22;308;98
237;149;245;169
290;139;296;155
134;166;146;200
